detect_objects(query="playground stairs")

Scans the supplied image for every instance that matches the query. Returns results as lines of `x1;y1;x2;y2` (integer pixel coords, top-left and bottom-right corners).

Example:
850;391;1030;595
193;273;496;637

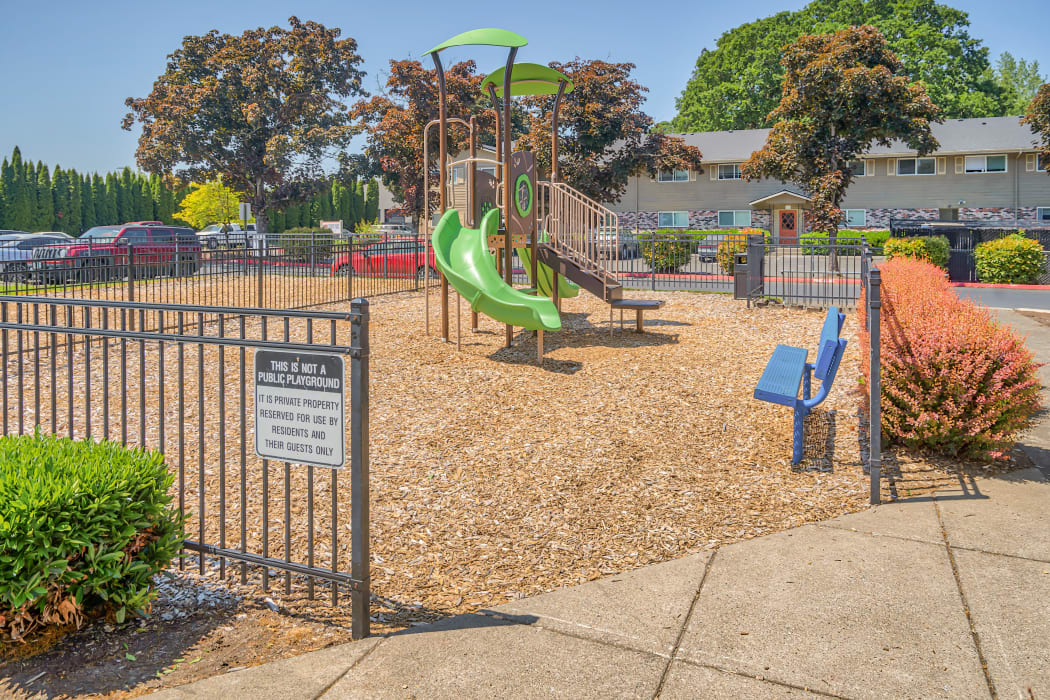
536;243;623;303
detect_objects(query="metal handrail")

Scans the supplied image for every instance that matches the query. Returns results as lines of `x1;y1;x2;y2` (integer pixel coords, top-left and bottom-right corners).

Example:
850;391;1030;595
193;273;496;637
537;181;620;296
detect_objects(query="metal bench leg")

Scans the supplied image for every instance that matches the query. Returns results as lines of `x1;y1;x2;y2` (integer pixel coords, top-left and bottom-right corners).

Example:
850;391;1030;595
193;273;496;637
802;368;811;401
792;407;805;464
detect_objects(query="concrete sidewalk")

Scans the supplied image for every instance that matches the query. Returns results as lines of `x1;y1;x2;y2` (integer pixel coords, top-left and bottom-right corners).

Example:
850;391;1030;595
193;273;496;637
149;467;1050;700
150;309;1049;699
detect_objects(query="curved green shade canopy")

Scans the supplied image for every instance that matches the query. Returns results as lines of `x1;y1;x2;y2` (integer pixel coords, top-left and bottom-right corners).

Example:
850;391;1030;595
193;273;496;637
424;28;527;56
481;63;574;96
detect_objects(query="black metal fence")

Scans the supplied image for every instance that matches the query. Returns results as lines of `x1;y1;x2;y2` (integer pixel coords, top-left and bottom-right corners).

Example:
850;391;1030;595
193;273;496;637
1;234;432;309
889;222;1050;283
860;247;882;506
0;295;372;639
729;235;868;308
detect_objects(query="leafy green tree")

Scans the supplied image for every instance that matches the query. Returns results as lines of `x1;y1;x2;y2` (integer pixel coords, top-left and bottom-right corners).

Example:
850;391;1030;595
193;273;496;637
991;52;1045;116
123;17;366;233
136;174;154;221
363;179;379;223
1023;83;1050;176
516;58;703;204
353;181;365;225
8;148;32;231
742;25;940;267
674;0;1001;131
174;180;240;229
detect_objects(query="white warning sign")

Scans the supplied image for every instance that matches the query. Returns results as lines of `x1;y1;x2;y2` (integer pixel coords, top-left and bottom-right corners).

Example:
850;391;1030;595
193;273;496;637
254;349;345;468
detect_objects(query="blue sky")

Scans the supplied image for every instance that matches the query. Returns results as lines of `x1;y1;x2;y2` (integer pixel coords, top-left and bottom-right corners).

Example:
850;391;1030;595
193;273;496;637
2;0;1047;174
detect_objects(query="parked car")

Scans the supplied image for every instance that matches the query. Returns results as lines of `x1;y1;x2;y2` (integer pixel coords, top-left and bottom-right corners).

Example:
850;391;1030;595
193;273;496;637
31;231;74;239
31;224;201;283
330;238;436;279
0;233;73;281
591;230;639;259
197;222;256;249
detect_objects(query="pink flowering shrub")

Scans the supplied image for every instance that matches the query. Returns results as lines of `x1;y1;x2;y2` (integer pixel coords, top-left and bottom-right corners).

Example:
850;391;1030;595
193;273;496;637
859;258;1042;459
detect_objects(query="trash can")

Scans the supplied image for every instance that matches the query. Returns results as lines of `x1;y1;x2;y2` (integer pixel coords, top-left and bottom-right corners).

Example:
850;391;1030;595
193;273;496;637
733;252;749;299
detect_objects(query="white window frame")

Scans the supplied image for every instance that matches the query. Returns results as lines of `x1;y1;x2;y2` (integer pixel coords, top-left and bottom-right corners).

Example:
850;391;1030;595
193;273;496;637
478;166;497;177
657;169;689;182
657;211;689;228
843;209;866;227
717;210;751;227
897;157;937;176
717;163;743;180
846;160;871;177
1037;207;1050;222
964;154;1008;174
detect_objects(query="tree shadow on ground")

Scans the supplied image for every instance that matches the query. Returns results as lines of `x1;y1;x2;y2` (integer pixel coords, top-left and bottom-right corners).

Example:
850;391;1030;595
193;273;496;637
795;409;837;472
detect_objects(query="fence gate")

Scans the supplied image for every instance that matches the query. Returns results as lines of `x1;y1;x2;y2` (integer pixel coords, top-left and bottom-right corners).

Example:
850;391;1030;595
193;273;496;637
0;295;372;639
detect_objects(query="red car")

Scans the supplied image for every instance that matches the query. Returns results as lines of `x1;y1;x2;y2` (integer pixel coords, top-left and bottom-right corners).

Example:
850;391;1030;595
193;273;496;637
31;223;202;283
330;238;437;280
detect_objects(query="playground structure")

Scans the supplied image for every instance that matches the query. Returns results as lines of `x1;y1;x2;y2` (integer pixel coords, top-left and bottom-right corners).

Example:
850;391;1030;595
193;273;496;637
422;28;662;360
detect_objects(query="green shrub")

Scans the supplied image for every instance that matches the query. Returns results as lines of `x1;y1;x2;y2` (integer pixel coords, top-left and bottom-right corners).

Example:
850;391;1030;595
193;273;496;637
717;237;747;273
862;230;891;249
799;232;865;255
974;233;1046;284
0;434;184;642
278;231;336;262
883;235;950;270
640;232;694;272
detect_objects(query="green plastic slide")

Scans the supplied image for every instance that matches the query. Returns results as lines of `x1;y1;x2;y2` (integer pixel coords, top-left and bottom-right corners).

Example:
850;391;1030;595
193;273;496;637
516;244;580;299
432;209;561;332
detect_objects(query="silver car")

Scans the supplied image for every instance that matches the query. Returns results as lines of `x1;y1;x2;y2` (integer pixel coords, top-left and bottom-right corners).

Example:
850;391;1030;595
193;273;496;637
0;234;73;281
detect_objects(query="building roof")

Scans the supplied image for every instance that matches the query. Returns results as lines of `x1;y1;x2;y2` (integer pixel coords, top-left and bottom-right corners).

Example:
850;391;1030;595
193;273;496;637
671;116;1041;162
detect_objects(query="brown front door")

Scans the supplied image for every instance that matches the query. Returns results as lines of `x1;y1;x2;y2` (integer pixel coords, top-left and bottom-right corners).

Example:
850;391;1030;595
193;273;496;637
778;210;798;244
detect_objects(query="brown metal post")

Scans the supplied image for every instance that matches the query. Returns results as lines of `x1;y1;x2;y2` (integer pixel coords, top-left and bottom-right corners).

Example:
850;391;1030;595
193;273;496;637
468;114;480;332
433;52;449;342
501;49;517;348
551;80;566;184
487;82;502;282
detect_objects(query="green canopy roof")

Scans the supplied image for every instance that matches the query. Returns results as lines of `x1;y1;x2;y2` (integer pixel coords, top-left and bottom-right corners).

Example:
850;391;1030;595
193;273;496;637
481;63;573;97
424;28;527;56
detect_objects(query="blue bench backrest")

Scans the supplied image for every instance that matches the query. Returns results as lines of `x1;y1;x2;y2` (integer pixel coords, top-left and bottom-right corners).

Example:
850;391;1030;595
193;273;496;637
814;306;845;381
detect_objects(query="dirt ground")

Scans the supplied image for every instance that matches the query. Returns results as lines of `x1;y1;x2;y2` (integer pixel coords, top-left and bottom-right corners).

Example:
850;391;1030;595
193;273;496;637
0;285;1029;698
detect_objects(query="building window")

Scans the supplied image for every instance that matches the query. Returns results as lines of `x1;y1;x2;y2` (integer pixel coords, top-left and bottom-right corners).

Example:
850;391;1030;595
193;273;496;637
964;155;1007;173
657;169;689;182
449;165;465;184
717;210;751;227
843;209;866;227
717;164;742;180
847;160;868;177
478;166;497;177
1038;207;1050;222
658;211;689;228
1037;155;1047;172
897;157;936;175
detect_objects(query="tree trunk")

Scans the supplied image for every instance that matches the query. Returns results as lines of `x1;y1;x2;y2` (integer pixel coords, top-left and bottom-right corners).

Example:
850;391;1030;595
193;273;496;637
253;177;268;234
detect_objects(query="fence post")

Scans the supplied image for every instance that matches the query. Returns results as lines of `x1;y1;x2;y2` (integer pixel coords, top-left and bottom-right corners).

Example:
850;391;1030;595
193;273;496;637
126;243;135;330
256;237;264;308
869;268;882;505
649;231;656;292
349;297;370;640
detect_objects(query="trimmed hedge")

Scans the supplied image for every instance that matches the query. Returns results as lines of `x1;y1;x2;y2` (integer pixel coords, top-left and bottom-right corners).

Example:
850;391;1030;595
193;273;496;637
974;234;1045;284
717;237;747;273
861;230;891;249
883;235;950;270
0;435;184;642
640;232;693;272
858;259;1041;459
799;232;865;255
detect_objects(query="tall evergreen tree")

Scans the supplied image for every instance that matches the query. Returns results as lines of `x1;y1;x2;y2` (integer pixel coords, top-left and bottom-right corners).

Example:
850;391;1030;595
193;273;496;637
92;174;108;225
34;163;54;231
66;170;83;234
353;180;365;226
80;173;95;231
7;148;31;231
0;158;9;229
51;166;72;233
103;173;120;224
117;167;134;222
363;179;379;223
346;177;360;228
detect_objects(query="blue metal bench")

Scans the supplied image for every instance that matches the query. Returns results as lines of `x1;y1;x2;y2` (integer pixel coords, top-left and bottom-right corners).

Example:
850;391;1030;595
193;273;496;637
754;307;847;464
